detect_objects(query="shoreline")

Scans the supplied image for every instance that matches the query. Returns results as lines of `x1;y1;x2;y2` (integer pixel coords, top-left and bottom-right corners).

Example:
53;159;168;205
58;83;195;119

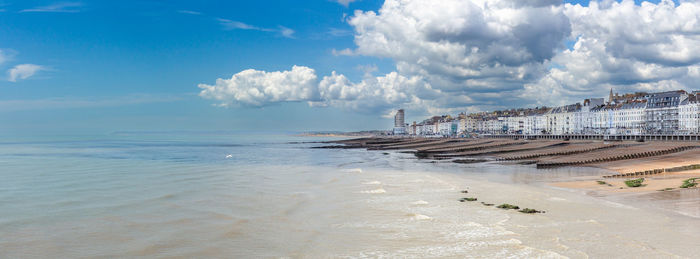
320;136;700;217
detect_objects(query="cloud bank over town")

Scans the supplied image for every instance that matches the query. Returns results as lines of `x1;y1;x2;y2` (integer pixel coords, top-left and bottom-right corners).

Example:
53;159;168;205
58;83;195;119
199;0;700;117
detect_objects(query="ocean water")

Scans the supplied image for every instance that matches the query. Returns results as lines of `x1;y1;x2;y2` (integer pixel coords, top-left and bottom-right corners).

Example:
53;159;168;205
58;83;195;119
2;133;700;258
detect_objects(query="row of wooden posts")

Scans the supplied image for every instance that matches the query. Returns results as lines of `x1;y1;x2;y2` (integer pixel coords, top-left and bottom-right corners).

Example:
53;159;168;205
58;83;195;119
499;145;618;161
536;146;697;168
603;164;700;178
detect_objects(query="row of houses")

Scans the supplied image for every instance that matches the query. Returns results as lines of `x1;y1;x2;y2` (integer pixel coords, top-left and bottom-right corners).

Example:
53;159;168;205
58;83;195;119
402;89;700;136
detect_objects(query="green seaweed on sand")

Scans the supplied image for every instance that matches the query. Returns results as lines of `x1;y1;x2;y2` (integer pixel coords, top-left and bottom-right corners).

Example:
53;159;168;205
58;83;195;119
518;208;545;214
657;187;675;191
481;202;494;206
459;197;477;202
624;178;645;188
680;178;699;188
460;190;468;193
596;180;607;185
496;204;519;210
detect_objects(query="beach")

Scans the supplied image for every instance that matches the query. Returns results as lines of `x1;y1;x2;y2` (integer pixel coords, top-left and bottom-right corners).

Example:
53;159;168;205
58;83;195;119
3;134;700;258
325;137;700;218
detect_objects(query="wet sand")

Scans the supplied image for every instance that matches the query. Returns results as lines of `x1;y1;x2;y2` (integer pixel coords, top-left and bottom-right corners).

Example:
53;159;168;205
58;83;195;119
323;137;700;217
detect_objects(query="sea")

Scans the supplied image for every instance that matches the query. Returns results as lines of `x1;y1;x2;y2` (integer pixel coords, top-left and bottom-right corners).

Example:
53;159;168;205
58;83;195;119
2;132;700;258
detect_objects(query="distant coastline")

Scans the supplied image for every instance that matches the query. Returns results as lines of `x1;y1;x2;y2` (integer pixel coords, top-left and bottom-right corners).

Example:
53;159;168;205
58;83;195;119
296;130;384;138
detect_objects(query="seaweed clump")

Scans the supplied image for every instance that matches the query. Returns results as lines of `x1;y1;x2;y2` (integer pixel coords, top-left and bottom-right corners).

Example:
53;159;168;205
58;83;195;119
624;178;645;188
459;197;477;202
518;208;545;214
496;204;519;210
680;178;699;188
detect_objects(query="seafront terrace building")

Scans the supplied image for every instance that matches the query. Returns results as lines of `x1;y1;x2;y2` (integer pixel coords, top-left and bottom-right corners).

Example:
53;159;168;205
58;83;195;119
679;94;699;134
404;89;700;137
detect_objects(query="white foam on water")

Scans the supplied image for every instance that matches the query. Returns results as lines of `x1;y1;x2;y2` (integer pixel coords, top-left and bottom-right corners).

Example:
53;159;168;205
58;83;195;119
362;181;381;185
361;188;386;194
406;213;433;220
585;219;602;225
225;154;233;158
603;200;638;209
343;168;363;173
411;200;429;205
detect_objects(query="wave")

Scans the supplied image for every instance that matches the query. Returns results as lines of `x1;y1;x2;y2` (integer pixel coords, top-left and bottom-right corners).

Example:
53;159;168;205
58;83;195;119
361;188;386;194
343;168;363;173
406;213;432;220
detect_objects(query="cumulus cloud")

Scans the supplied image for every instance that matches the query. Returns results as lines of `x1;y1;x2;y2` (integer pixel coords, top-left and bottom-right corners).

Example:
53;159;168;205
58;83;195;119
198;66;319;107
522;0;700;106
348;0;571;94
200;0;700;116
198;65;477;117
315;71;443;113
7;64;44;82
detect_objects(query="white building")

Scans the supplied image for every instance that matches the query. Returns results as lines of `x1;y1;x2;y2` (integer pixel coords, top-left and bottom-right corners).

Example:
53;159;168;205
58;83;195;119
644;91;687;134
613;102;646;135
679;95;700;134
410;90;699;137
392;109;407;135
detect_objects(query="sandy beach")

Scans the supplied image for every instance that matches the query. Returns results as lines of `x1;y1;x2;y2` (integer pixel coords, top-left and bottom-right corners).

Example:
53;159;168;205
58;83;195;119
324;137;700;215
553;148;700;194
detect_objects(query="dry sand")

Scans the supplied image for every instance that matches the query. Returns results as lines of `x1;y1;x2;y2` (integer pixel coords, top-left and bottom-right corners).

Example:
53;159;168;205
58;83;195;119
553;149;700;194
593;148;700;173
552;170;700;194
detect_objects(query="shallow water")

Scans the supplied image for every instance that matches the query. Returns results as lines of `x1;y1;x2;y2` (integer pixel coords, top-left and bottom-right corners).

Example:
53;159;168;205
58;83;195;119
1;133;699;258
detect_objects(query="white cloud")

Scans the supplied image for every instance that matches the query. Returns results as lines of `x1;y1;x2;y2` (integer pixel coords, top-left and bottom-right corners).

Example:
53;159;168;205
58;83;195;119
200;0;700;116
315;71;446;114
198;65;471;117
348;0;571;94
20;2;82;13
0;49;9;65
217;18;268;31
279;26;295;38
522;0;700;106
217;18;295;38
198;66;319;107
335;0;359;7
177;10;202;15
328;28;353;37
7;64;44;82
331;48;355;56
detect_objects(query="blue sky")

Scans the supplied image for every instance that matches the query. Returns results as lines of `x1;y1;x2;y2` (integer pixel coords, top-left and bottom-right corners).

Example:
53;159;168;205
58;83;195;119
0;0;388;135
0;0;695;135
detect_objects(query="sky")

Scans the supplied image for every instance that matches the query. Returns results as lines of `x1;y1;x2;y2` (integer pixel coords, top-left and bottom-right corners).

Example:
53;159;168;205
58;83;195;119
0;0;698;135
